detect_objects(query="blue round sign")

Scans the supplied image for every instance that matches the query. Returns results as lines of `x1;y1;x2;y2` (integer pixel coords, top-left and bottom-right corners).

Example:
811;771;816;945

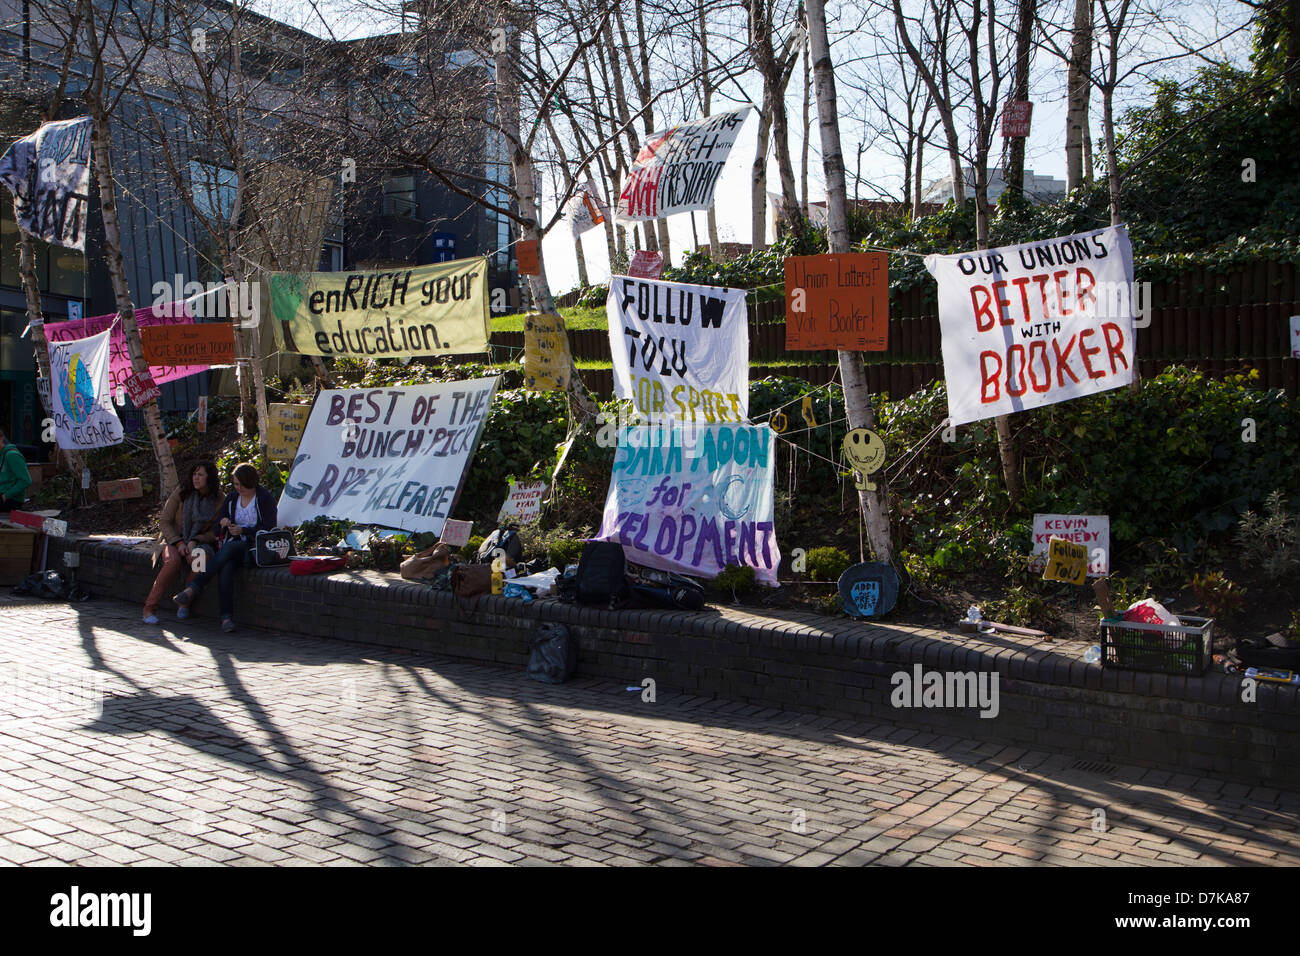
837;562;900;618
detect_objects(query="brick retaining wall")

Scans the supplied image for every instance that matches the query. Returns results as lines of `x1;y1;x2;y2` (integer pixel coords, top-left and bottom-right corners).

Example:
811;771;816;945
53;537;1300;788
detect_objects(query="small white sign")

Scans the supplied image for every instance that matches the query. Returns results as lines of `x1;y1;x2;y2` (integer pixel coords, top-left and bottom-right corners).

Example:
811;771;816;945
439;518;473;548
67;301;82;322
1031;514;1109;577
497;479;548;525
1290;315;1300;359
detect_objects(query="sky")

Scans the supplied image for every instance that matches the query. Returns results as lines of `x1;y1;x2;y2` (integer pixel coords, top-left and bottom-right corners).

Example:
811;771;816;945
255;0;1256;294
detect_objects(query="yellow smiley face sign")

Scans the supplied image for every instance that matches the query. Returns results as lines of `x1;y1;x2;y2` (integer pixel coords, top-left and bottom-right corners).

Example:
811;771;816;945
843;428;886;491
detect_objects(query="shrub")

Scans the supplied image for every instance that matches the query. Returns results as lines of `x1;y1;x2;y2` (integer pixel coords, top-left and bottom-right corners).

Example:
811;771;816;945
805;546;852;582
1234;490;1300;581
983;586;1061;630
713;563;756;595
1191;571;1246;619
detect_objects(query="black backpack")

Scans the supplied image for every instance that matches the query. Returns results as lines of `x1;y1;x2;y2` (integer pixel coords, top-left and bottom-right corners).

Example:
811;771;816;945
526;622;578;684
576;541;630;607
477;528;524;565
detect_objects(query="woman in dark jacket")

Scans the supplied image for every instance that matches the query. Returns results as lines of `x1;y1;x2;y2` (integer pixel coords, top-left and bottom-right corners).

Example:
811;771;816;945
174;462;278;633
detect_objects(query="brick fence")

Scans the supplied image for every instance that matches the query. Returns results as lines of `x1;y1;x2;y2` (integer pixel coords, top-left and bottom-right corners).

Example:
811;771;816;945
54;537;1300;788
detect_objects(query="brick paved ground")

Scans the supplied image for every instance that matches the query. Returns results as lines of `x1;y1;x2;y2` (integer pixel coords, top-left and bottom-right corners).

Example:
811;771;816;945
1;595;1298;867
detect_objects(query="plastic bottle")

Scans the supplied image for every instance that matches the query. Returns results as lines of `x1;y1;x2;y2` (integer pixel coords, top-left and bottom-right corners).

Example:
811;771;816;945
491;554;505;595
1083;645;1101;664
966;605;982;623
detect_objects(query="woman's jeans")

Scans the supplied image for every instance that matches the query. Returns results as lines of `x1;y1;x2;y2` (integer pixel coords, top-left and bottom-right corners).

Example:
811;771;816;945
189;538;251;618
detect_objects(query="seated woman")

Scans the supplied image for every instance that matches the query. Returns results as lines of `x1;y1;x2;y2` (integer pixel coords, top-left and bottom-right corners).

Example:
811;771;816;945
174;462;278;633
143;460;222;624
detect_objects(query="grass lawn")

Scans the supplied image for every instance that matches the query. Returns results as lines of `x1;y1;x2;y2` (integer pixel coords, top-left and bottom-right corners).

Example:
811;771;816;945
491;306;607;334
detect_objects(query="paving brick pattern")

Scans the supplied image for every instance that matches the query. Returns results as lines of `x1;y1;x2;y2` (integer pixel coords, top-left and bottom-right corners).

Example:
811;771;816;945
1;596;1297;867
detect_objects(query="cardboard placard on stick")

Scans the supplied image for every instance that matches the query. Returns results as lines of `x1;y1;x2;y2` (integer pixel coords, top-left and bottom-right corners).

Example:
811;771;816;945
266;403;310;460
98;478;143;501
784;253;889;351
439;518;473;548
1042;536;1088;585
141;323;236;366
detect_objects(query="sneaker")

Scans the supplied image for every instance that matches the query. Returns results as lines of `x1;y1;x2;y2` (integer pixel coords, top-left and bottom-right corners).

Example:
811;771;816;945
142;614;159;625
176;607;190;621
221;618;236;633
173;588;194;607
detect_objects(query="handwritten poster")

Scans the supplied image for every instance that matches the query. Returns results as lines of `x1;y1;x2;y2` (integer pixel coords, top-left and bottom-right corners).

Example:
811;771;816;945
784;252;889;351
925;226;1136;426
627;250;664;279
1031;514;1109;576
266;404;311;460
523;313;572;392
278;378;498;535
47;328;124;450
498;479;548;524
596;424;780;586
616;108;750;222
0;117;91;249
141;323;236;366
607;277;749;424
44;303;203;391
269;258;490;358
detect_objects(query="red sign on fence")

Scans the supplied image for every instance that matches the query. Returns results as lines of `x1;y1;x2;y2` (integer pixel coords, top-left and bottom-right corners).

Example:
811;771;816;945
1002;101;1033;138
627;250;664;279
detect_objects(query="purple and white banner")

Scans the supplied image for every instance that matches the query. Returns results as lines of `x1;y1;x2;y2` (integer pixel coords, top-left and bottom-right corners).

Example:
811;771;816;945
595;424;780;586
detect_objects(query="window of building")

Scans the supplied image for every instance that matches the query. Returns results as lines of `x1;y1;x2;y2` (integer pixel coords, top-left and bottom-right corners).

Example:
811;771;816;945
319;242;343;272
189;160;237;224
0;202;86;296
383;174;417;218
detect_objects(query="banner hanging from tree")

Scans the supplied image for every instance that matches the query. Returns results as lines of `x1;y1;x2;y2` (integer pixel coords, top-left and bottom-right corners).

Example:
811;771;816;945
46;328;124;450
567;179;608;238
0;117;91;250
616;108;750;222
45;303;203;392
268;258;490;359
925;225;1136;426
595;424;780;585
277;378;498;535
607;277;749;424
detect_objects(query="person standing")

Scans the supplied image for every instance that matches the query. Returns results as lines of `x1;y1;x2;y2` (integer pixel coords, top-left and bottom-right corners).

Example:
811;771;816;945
174;462;278;633
143;461;222;625
0;427;31;512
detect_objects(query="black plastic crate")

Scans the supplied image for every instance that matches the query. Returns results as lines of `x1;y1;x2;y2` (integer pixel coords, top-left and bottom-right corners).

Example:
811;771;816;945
1099;615;1213;675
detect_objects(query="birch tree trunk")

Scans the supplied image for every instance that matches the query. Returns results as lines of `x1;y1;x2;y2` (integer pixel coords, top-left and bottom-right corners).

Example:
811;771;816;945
84;78;179;500
495;12;597;421
1066;0;1093;191
807;0;893;564
1006;0;1036;198
751;103;773;251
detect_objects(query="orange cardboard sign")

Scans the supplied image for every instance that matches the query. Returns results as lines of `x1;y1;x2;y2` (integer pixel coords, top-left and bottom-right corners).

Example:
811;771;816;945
98;478;143;501
516;240;540;276
141;323;236;366
784;252;889;351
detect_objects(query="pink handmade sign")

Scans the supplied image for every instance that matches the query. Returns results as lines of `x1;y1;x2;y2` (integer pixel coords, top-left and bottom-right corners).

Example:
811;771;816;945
44;302;204;391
